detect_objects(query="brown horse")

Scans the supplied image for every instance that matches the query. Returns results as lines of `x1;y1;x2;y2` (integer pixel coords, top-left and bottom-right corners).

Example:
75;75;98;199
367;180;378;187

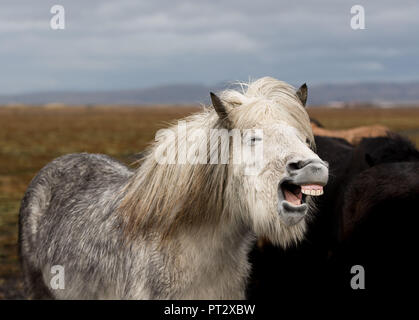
310;119;389;145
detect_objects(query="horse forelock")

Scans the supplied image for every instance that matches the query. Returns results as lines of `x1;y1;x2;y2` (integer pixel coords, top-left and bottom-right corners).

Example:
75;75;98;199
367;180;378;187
220;77;314;144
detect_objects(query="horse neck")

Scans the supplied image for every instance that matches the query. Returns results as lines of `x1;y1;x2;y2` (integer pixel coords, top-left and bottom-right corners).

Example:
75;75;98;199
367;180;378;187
167;214;254;269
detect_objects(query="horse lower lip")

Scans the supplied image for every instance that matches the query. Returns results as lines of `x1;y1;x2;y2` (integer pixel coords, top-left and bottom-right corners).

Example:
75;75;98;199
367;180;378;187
281;200;305;208
278;181;308;214
278;201;308;226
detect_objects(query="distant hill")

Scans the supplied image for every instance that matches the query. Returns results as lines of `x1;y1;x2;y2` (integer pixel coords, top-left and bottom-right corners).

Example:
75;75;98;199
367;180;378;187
307;82;419;106
1;82;419;106
0;84;221;106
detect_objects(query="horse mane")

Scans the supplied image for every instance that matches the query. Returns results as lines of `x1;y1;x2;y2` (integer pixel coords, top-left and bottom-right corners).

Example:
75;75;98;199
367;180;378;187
117;77;313;240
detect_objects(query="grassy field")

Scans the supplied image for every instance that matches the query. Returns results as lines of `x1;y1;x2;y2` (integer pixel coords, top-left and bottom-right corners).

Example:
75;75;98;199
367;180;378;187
0;105;419;298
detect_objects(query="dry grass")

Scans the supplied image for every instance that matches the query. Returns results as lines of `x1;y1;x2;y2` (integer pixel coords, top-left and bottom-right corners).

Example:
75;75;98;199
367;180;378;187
0;104;418;298
308;107;419;146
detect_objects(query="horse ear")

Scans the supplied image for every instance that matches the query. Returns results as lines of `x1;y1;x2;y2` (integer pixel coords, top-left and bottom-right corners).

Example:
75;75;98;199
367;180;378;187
210;92;229;120
296;83;308;107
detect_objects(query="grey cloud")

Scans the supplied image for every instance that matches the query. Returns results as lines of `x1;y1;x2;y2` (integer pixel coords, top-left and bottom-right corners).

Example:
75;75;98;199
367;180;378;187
0;0;418;94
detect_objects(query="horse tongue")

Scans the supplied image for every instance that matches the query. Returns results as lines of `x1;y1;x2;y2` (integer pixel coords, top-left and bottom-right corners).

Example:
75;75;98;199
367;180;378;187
283;189;302;206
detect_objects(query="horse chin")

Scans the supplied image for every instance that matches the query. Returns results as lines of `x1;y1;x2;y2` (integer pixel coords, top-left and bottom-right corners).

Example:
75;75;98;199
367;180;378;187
249;182;311;248
278;201;308;227
260;211;308;248
256;192;311;248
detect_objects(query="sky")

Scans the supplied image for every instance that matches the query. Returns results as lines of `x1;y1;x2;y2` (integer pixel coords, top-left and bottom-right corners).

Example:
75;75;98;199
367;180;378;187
0;0;418;94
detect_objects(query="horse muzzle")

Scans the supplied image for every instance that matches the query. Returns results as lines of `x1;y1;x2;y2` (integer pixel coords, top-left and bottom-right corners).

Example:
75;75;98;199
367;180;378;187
277;158;329;226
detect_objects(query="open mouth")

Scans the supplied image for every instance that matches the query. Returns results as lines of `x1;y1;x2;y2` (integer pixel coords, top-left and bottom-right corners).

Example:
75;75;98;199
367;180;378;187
277;181;325;226
280;181;324;206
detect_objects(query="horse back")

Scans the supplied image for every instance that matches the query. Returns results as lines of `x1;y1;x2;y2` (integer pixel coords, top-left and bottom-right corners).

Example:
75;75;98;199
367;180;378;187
18;153;133;299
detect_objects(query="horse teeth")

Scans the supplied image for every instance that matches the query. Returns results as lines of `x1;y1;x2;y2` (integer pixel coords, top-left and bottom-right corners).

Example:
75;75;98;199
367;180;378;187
301;189;324;196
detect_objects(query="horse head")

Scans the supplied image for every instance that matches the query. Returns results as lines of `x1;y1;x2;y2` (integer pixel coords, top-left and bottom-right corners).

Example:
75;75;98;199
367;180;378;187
210;77;329;247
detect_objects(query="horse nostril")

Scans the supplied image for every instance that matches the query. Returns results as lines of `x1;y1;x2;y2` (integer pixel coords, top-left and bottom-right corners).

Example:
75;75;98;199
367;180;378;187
287;161;303;172
287;159;324;172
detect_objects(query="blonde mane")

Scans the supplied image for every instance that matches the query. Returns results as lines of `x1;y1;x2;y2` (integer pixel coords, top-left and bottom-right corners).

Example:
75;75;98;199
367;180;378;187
118;77;313;239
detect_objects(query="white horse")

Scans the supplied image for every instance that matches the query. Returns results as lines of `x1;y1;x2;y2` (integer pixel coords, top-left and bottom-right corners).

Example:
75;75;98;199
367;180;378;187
19;77;328;299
